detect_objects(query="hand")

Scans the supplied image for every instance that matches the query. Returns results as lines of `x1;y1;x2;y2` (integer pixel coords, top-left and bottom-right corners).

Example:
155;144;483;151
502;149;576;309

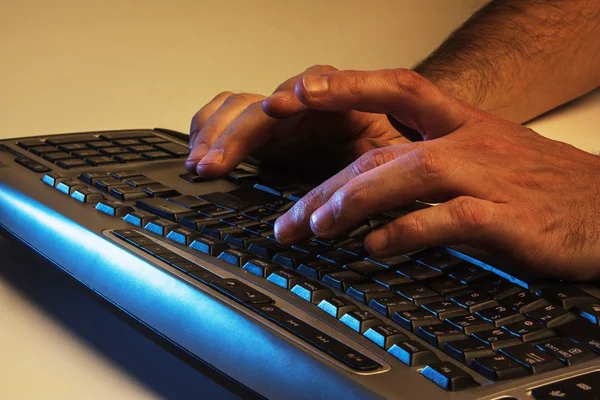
185;65;410;179
272;68;600;280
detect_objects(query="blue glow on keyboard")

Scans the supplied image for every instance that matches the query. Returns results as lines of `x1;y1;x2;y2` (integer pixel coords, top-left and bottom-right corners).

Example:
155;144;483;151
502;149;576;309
580;310;598;325
165;230;186;245
242;262;264;277
144;221;165;235
266;273;288;289
95;202;116;216
55;182;70;195
290;284;312;302
41;175;56;186
387;344;411;365
189;239;210;254
363;328;385;348
339;313;361;332
123;213;142;226
420;365;449;389
317;300;338;317
71;190;86;203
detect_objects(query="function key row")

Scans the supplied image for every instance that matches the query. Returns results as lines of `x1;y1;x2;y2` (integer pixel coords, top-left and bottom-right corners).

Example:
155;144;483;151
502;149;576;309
111;229;380;372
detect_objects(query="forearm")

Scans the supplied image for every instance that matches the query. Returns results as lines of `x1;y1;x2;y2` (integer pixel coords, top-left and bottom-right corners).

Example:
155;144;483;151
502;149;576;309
415;0;600;124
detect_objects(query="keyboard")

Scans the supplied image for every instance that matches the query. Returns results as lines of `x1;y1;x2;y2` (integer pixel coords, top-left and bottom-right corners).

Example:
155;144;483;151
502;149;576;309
2;128;600;400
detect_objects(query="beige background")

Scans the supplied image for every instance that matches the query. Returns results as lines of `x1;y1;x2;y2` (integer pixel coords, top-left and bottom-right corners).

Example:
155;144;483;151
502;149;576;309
1;1;598;399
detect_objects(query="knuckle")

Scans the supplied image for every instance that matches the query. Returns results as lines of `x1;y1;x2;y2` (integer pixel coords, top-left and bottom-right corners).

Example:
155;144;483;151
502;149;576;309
352;148;394;175
330;184;367;218
408;147;444;180
342;72;369;95
450;197;490;229
389;69;426;98
224;92;251;106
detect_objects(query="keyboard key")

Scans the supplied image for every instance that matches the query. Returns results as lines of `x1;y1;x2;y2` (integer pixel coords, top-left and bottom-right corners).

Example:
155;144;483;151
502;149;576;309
426;277;468;297
291;281;333;304
266;269;306;290
261;197;294;213
79;171;110;184
86;140;113;149
339;310;382;333
58;143;90;153
201;223;242;240
140;137;168;144
338;240;367;257
221;215;256;228
226;169;259;184
110;170;144;180
136;197;196;221
527;304;576;327
242;259;282;278
223;231;263;249
449;263;491;284
388;340;438;366
253;182;301;198
538;286;598;310
502;319;555;342
42;172;68;187
140;183;181;198
531;371;600;400
471;328;522;351
199;191;257;212
247;238;285;258
242;207;281;222
100;147;130;156
472;276;522;300
110;185;149;200
95;200;134;217
126;144;154;153
368;296;416;317
142;151;173;160
343;260;388;277
321;270;368;292
416;323;466;348
318;249;361;266
292;240;331;255
209;279;273;305
537;337;597;366
154;142;189;156
43;152;75;162
392;308;440;331
414;248;464;271
395;283;442;306
442;338;495;364
502;290;549;313
125;177;156;187
397;263;443;281
297;260;342;280
189;235;226;256
113;139;142;146
555;319;600;354
55;179;86;195
243;222;274;237
371;272;413;289
85;156;118;166
468;354;528;381
179;172;205;183
179;214;220;231
446;314;493;335
317;296;359;318
421;300;469;320
166;226;201;245
217;248;254;267
114;153;145;163
364;325;407;349
71;187;105;203
144;218;179;236
197;204;237;219
499;343;562;374
45;134;100;145
15;157;52;172
272;250;310;269
56;159;88;169
99;131;154;141
123;210;159;227
345;283;392;304
94;177;129;193
420;362;477;391
30;145;60;156
451;291;498;313
16;138;46;149
368;255;412;270
477;305;525;327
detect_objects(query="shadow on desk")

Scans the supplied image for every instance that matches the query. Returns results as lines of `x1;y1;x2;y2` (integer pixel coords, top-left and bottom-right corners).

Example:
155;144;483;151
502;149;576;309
0;235;259;400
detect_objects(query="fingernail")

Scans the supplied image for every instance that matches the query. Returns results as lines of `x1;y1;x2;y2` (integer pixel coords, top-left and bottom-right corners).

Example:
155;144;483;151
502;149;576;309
267;91;292;101
365;230;388;255
302;75;329;96
199;149;224;165
310;207;334;236
274;214;295;243
186;143;210;162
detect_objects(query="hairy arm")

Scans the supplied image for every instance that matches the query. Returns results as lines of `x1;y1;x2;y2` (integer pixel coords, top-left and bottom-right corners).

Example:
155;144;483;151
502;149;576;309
415;0;600;124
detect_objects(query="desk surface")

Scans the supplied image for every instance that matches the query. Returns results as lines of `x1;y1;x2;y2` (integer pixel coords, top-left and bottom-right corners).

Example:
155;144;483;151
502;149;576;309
1;1;598;399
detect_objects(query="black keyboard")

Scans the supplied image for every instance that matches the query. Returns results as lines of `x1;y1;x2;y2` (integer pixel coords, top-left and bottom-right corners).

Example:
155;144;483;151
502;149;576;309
2;129;600;399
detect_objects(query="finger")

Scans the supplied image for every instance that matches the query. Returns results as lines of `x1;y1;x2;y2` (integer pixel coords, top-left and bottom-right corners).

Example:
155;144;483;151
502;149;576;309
309;147;493;238
194;101;280;179
364;196;505;256
185;93;264;172
274;144;420;244
189;91;233;147
294;69;474;139
262;64;338;119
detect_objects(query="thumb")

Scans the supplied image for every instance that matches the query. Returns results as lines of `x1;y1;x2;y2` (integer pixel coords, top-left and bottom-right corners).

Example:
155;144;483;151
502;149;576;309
294;69;474;140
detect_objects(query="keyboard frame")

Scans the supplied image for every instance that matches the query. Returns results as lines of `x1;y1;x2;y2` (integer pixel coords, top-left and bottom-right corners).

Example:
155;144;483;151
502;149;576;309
2;128;600;400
